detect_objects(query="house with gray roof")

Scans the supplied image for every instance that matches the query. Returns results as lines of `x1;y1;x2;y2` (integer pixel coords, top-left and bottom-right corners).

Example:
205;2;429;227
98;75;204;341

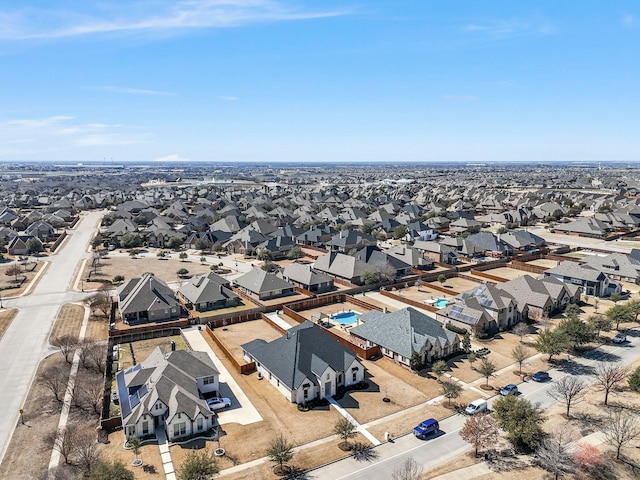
242;322;364;404
552;217;610;239
544;261;618;297
349;307;459;368
582;251;640;285
177;272;240;312
280;263;334;293
499;275;579;320
117;274;182;324
116;347;219;441
313;251;369;284
233;268;295;300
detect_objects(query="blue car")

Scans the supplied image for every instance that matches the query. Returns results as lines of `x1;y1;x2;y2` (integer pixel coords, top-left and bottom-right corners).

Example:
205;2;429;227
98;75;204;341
413;418;439;439
499;384;518;396
531;371;551;382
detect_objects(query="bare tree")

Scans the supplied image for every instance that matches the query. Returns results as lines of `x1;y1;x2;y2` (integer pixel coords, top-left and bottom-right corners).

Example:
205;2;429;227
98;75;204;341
512;322;529;343
547;376;586;417
601;409;640;459
5;264;22;283
86;286;112;318
594;362;628;406
45;426;78;465
477;357;497;387
73;428;101;474
535;428;576;480
38;365;69;402
511;344;530;375
76;375;104;415
84;341;107;373
77;338;94;369
391;457;423;480
459;414;499;456
51;334;78;364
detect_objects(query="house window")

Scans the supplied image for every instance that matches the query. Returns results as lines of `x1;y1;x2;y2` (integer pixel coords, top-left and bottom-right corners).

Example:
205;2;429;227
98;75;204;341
303;389;308;400
326;373;330;380
197;417;203;431
203;376;215;385
177;413;181;419
337;373;342;384
142;421;149;435
277;380;280;387
127;426;136;437
173;423;186;437
352;371;357;382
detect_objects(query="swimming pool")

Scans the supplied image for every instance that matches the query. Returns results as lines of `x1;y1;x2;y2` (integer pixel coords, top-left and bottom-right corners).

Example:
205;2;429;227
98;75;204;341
434;298;448;308
332;311;359;325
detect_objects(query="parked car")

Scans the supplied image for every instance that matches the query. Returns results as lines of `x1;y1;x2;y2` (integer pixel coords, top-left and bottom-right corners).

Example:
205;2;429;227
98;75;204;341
613;333;627;344
499;384;519;396
206;397;231;411
465;399;488;415
413;418;439;439
531;371;551;382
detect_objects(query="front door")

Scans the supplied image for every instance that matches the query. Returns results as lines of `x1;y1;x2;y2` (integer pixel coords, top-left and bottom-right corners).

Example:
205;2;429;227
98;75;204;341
324;381;332;397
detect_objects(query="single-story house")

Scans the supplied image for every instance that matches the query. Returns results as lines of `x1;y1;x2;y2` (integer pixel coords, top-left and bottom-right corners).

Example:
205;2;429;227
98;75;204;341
280;262;334;293
176;272;241;312
242;322;365;404
233;268;296;301
117;274;182;324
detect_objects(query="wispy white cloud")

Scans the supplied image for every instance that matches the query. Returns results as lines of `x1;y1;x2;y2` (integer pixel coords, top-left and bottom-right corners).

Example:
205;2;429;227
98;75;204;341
622;13;639;28
154;154;190;162
217;95;238;102
0;1;351;41
462;18;555;39
0;115;149;153
91;86;176;96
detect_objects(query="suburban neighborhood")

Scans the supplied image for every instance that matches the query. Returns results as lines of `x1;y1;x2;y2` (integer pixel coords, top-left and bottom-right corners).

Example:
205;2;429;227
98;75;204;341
1;161;640;480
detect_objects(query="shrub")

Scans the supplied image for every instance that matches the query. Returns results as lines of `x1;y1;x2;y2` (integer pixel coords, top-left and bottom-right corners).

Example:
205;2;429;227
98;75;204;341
446;323;468;335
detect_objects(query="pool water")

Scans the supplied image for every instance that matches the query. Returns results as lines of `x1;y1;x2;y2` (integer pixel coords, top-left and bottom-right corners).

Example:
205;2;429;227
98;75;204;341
434;299;448;308
332;311;358;325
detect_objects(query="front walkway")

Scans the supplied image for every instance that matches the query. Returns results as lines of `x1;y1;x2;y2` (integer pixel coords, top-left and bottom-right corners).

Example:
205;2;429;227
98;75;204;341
327;396;381;446
156;428;176;480
264;311;293;330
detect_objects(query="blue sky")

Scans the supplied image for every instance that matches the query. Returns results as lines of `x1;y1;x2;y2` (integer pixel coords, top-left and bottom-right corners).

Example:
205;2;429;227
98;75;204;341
0;1;638;163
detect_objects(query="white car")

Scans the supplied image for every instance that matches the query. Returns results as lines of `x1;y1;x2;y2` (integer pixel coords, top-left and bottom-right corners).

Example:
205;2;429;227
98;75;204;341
206;397;231;411
613;333;627;344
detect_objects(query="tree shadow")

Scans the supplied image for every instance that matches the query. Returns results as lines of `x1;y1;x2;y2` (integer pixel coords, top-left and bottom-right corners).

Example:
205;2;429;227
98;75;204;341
351;442;379;462
579;349;622;363
554;361;596;376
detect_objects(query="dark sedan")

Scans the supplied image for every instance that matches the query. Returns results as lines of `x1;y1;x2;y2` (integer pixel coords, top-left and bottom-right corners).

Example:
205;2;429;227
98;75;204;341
531;371;551;382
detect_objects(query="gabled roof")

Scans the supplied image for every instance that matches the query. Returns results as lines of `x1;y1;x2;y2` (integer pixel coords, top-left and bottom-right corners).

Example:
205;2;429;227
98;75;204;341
545;261;606;282
281;262;333;286
242;322;361;390
177;272;237;305
350;307;458;358
313;251;368;280
117;347;218;426
117;274;180;316
234;268;294;294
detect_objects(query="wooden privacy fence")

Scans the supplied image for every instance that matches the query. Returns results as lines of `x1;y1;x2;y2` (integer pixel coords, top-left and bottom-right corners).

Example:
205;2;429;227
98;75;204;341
379;289;438;313
204;325;256;374
469;269;508;283
509;261;548;274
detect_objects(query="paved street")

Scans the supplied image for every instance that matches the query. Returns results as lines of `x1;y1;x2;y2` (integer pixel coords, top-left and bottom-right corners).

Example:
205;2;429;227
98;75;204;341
314;332;639;480
0;211;103;465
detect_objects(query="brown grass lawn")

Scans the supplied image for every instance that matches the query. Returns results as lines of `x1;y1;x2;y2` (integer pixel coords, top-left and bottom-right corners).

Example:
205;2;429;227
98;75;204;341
0;301;108;480
80;253;216;290
115;335;188;372
0;259;47;296
99;430;163;480
0;307;18;338
212;320;283;364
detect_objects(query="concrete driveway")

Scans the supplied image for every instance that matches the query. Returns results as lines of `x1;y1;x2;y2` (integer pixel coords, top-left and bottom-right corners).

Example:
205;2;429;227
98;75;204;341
181;327;262;426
